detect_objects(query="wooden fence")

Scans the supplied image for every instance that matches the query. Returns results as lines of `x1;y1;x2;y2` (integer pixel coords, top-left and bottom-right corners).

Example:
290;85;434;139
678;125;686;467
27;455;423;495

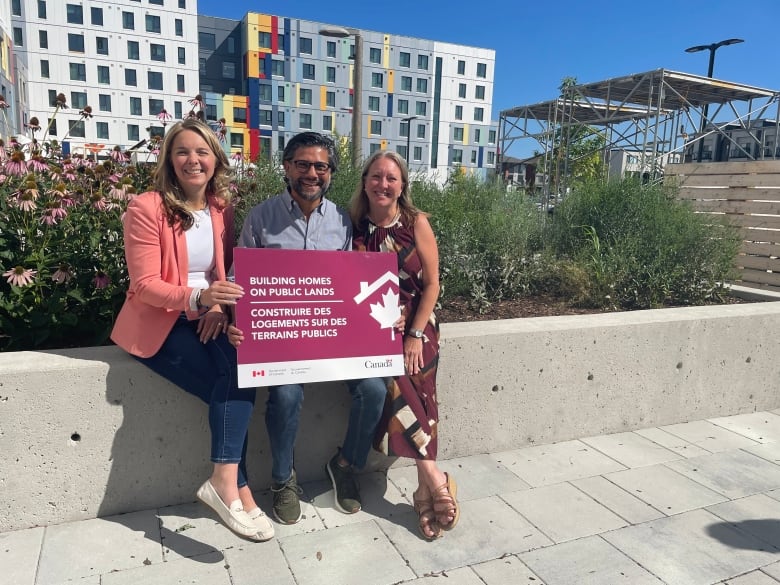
665;161;780;292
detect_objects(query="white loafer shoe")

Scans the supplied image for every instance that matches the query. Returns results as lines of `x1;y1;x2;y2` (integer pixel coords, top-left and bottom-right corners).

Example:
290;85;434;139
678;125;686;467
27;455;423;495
196;480;257;538
246;507;275;541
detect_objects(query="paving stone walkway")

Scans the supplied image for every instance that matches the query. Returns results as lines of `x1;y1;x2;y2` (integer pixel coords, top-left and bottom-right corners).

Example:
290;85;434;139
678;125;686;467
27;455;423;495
5;410;780;584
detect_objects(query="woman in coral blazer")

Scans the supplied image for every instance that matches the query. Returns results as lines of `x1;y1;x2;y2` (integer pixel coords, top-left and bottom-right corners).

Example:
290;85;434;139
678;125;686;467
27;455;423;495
111;119;273;542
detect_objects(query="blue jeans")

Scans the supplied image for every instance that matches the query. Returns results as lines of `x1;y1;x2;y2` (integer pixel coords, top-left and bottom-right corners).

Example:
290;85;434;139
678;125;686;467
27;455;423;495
266;377;387;484
134;315;256;488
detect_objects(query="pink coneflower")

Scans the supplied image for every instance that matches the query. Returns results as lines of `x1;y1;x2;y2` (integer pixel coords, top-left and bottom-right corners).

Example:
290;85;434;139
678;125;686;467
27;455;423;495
0;139;7;162
47;182;69;199
91;194;116;211
79;106;93;119
110;146;128;163
188;94;205;110
0;95;9;109
51;264;74;284
231;152;243;162
3;266;37;287
217;128;227;144
18;193;37;211
108;184;128;200
28;155;47;172
26;117;40;133
54;93;68;108
40;205;68;225
5;150;26;176
157;109;172;125
93;271;111;289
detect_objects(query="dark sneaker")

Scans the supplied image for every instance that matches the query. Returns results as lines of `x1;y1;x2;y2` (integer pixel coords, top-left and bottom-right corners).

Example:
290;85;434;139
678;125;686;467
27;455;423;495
326;454;362;514
271;470;302;524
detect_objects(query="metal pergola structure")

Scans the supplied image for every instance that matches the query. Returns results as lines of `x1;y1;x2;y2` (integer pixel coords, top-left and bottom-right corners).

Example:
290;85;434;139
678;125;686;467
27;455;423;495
498;68;780;201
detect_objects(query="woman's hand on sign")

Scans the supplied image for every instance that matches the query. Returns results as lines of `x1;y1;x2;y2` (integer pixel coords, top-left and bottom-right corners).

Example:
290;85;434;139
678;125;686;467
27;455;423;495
227;324;244;348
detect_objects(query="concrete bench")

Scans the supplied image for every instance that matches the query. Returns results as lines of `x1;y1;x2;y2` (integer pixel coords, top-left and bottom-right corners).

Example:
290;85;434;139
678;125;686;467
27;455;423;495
3;298;780;531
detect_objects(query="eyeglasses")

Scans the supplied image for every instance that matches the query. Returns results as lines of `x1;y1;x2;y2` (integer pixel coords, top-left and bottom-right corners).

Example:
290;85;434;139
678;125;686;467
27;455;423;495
291;160;331;174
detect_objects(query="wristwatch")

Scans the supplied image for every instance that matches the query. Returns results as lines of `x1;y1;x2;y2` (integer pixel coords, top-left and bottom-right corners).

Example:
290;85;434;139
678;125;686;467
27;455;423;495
408;328;424;338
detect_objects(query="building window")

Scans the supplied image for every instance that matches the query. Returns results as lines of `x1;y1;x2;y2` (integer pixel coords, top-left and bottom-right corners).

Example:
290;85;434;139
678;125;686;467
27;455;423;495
413;146;422;161
129;97;142;115
222;62;235;79
323;114;332;131
453;149;463;163
259;110;272;125
272;59;284;76
455;105;463;120
175;19;183;36
477;62;487;78
416;78;427;93
148;99;164;115
487;151;496;165
416;101;427;116
127;41;140;60
199;58;206;75
457;60;465;75
96;37;108;55
48;118;57;136
470;151;477;164
399;52;410;68
68;33;84;53
122;11;134;29
475;85;485;100
39;30;47;49
278;111;285;126
397;99;409;114
368;96;380;112
458;83;466;98
453;127;464;141
69;120;85;138
299;37;312;54
326;41;336;58
299;88;312;105
230;133;244;148
277;33;285;51
178;47;186;64
146;15;161;34
400;122;409;138
397;145;407;160
91;7;103;25
326;91;336;108
69;63;86;82
98;94;111;112
177;74;184;92
179;0;186;8
95;122;108;140
300;113;312;129
227;37;236;54
128;124;139;141
147;71;163;90
371;72;383;88
278;86;285;101
326;66;336;83
474;129;481;142
149;126;164;139
417;54;429;70
66;4;83;24
198;32;215;50
125;68;137;86
71;91;87;109
474;107;484;121
259;84;272;101
369;143;380;155
302;63;315;80
149;0;163;4
11;0;20;16
488;130;496;143
37;0;48;18
97;65;110;84
258;31;271;48
150;44;166;62
40;59;49;78
13;27;22;47
234;107;247;124
369;47;381;64
416;124;426;139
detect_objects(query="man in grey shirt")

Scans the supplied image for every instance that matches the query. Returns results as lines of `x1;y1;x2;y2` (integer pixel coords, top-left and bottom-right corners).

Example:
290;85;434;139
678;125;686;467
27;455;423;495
231;132;387;526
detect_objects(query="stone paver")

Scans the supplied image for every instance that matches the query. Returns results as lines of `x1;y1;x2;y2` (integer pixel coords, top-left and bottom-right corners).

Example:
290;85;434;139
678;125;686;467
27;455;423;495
501;482;626;543
571;475;665;524
635;427;712;458
602;509;778;585
661;420;760;452
101;551;228;585
667;450;780;499
471;555;545;584
224;541;297;585
761;560;780;581
492;439;626;487
709;411;780;444
707;494;780;550
0;526;43;585
581;430;682;468
722;572;780;585
605;463;728;515
399;567;485;584
520;535;664;585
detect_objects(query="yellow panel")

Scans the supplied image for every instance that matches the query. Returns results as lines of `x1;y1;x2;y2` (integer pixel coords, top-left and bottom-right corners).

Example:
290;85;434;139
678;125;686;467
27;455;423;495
247;51;260;78
295;83;300;107
247;12;260;26
388;71;394;94
381;140;387;150
348;64;354;90
319;86;327;111
383;35;390;69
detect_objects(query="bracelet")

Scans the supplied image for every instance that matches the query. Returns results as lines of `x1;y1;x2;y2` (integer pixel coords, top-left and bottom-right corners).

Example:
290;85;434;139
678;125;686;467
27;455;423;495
195;288;204;309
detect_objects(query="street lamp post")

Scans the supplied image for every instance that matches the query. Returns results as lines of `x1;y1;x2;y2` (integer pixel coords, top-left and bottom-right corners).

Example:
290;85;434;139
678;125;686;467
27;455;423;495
685;38;744;162
401;115;417;166
319;26;363;168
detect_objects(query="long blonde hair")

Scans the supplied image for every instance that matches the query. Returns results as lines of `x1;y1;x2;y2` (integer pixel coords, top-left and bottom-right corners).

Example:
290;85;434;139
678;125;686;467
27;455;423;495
349;150;424;227
152;118;233;229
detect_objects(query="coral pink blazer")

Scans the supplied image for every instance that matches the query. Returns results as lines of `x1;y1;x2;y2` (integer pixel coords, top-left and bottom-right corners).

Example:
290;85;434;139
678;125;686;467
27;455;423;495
111;191;235;358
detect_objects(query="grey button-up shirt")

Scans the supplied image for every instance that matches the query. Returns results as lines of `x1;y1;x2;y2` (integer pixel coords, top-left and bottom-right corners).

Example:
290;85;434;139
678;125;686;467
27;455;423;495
238;190;352;251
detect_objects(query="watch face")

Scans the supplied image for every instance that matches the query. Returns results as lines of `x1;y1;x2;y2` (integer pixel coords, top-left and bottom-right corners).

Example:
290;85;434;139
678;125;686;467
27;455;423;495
412;329;423;337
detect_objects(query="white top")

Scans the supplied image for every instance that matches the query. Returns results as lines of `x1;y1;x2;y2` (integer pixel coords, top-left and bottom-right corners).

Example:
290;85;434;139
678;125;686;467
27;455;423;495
185;208;215;290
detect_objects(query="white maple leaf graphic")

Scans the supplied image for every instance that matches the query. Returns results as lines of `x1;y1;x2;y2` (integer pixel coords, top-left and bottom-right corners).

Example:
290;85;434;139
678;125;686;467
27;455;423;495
369;287;401;340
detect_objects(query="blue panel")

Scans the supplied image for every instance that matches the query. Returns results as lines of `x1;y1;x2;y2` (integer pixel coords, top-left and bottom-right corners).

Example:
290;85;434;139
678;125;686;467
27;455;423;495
478;145;484;168
283;19;291;54
386;94;393;117
248;78;260;129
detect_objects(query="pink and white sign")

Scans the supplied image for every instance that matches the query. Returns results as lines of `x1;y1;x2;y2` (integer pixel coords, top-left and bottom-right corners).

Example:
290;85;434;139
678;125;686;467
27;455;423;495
233;247;405;387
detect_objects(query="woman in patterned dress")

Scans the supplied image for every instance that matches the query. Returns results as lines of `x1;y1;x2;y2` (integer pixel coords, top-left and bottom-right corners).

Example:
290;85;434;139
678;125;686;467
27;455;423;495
350;151;459;540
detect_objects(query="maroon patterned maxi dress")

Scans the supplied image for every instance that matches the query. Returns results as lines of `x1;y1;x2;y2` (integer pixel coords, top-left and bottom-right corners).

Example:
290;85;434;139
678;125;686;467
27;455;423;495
353;214;440;460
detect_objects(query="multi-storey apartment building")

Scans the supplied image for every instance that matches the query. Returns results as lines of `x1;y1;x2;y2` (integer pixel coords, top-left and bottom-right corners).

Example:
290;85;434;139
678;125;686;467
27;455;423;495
0;3;19;141
10;0;199;156
198;12;498;183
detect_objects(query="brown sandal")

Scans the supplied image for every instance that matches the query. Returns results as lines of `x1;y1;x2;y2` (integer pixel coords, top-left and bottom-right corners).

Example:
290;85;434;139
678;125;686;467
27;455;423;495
432;473;460;531
413;490;442;540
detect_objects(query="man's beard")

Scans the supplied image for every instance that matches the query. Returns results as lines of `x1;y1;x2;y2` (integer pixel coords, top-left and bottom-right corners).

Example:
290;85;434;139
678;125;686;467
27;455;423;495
289;176;331;201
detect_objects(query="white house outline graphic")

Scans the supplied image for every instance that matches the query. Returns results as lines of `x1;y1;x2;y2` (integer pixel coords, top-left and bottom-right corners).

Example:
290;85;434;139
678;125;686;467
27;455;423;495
353;270;398;305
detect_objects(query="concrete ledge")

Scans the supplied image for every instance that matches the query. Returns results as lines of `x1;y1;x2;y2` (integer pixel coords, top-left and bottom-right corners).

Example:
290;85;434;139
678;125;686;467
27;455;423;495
2;301;780;531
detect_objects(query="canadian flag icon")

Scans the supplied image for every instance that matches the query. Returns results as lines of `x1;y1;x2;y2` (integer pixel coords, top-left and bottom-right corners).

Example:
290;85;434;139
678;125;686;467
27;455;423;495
252;370;265;377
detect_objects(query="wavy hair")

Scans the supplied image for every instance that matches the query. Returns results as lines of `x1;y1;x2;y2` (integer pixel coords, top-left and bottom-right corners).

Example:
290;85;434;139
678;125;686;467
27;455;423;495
152;118;233;229
349;150;424;227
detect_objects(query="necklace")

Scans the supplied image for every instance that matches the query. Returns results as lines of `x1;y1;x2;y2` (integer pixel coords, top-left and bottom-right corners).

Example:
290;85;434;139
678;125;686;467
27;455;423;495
369;210;400;228
191;207;210;229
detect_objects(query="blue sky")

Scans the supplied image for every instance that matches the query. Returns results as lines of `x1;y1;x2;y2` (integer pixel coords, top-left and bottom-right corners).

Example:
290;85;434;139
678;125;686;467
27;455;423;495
198;0;779;140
